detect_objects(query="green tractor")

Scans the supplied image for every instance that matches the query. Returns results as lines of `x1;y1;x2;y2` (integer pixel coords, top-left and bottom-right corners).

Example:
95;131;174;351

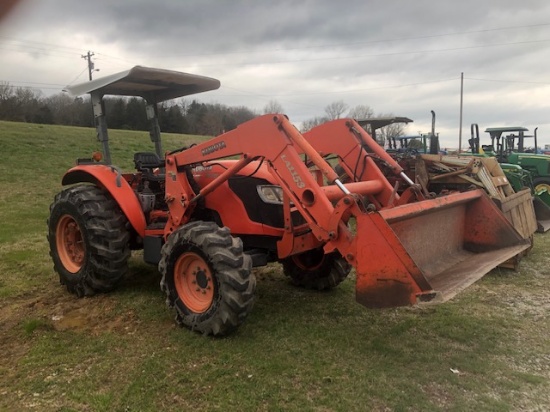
469;124;550;232
484;126;550;199
360;111;441;156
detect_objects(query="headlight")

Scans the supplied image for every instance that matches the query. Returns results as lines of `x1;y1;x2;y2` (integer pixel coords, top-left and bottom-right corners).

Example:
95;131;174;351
257;185;284;205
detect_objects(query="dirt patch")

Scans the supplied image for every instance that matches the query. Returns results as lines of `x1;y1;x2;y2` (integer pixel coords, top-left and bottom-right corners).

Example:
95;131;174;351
0;284;140;363
27;290;139;335
421;381;454;409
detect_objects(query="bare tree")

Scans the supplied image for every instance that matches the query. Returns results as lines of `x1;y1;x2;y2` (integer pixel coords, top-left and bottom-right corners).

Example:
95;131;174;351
178;98;190;116
376;112;407;147
324;100;348;120
347;104;374;120
10;86;42;122
0;82;15;120
45;93;92;126
0;82;13;102
300;116;329;133
263;99;284;114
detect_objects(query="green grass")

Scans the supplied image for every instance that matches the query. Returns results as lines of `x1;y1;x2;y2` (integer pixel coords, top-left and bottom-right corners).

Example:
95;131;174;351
1;120;549;411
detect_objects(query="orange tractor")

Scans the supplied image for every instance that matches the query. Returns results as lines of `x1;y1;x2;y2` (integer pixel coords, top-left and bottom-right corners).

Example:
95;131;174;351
48;67;529;336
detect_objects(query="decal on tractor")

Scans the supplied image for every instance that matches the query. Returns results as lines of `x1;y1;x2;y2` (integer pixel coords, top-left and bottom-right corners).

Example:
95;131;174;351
281;154;306;189
201;140;226;156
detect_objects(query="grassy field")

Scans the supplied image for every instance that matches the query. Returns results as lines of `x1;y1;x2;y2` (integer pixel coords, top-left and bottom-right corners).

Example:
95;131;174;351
1;120;549;411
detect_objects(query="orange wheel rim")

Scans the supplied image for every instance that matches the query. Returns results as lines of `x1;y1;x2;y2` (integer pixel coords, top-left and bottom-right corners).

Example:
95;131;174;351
174;252;214;313
56;215;85;273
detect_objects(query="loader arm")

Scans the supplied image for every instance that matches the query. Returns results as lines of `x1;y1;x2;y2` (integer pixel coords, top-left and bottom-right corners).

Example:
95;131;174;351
304;119;423;208
166;115;359;250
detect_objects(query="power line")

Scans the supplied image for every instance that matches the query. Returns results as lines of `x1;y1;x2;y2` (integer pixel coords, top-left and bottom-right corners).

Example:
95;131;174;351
0;80;66;87
2;21;549;64
188;38;550;68
464;77;550;86
223;77;459;98
0;35;87;53
94;52;139;67
172;22;550;58
0;83;64;92
0;45;80;59
216;77;460;111
66;67;90;86
4;73;546;100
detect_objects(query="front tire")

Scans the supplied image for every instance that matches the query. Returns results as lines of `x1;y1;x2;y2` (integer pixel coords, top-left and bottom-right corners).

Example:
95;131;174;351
283;249;351;290
159;221;255;336
47;185;130;297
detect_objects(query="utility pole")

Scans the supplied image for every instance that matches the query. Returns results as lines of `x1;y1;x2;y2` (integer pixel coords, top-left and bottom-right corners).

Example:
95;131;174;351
81;51;99;81
458;72;464;153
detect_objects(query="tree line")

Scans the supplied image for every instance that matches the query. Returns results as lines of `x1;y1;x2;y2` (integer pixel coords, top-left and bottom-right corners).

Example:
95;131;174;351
0;82;404;141
0;82;258;135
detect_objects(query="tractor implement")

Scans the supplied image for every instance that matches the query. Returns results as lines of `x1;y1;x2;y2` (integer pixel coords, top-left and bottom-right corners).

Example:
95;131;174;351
354;190;528;306
469;124;550;233
303;119;530;294
413;154;538;269
533;196;550;233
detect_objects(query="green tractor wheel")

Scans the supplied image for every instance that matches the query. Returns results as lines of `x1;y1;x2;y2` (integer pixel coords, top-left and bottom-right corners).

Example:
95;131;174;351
533;177;550;208
533;177;550;195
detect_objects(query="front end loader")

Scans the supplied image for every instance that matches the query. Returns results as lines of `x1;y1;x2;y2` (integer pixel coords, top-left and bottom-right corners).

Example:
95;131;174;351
48;67;530;336
160;115;529;312
412;155;537;269
303;119;534;271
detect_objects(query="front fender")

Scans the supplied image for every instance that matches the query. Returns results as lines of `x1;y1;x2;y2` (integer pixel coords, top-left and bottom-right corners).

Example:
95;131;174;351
62;165;146;237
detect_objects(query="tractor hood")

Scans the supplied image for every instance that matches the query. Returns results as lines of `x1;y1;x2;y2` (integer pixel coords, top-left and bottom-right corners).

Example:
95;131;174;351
516;153;550;161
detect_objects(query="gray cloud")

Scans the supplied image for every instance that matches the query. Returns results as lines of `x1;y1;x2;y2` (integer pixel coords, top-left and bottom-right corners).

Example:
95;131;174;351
2;0;550;148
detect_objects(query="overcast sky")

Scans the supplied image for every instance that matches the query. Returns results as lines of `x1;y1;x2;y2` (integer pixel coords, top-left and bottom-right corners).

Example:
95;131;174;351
2;0;550;148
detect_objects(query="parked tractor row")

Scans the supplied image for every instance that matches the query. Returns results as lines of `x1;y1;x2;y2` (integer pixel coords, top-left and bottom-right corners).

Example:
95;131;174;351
47;67;537;336
468;124;550;231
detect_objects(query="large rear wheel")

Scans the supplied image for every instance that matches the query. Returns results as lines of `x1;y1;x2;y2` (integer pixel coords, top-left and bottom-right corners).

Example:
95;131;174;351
159;221;255;336
282;249;351;290
47;185;130;296
533;177;550;195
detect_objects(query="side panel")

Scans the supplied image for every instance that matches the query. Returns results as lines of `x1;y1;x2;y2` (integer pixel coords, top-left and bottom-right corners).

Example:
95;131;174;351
493;188;537;240
192;163;285;237
62;165;146;237
512;154;550;177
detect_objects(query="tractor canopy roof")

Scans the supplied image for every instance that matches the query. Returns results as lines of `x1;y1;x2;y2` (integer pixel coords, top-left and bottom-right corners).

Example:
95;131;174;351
485;126;529;135
396;134;422;140
65;66;220;103
356;116;413;131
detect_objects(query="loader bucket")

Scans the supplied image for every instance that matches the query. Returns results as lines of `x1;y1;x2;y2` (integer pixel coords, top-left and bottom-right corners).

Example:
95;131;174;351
533;195;550;233
353;190;530;308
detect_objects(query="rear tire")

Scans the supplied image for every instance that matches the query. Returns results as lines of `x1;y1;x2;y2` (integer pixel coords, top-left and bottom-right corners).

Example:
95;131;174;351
159;221;255;336
47;185;130;296
283;249;351;290
533;177;550;194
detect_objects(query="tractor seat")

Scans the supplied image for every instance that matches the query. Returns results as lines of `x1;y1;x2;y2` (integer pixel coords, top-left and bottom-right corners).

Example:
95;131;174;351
134;152;165;181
